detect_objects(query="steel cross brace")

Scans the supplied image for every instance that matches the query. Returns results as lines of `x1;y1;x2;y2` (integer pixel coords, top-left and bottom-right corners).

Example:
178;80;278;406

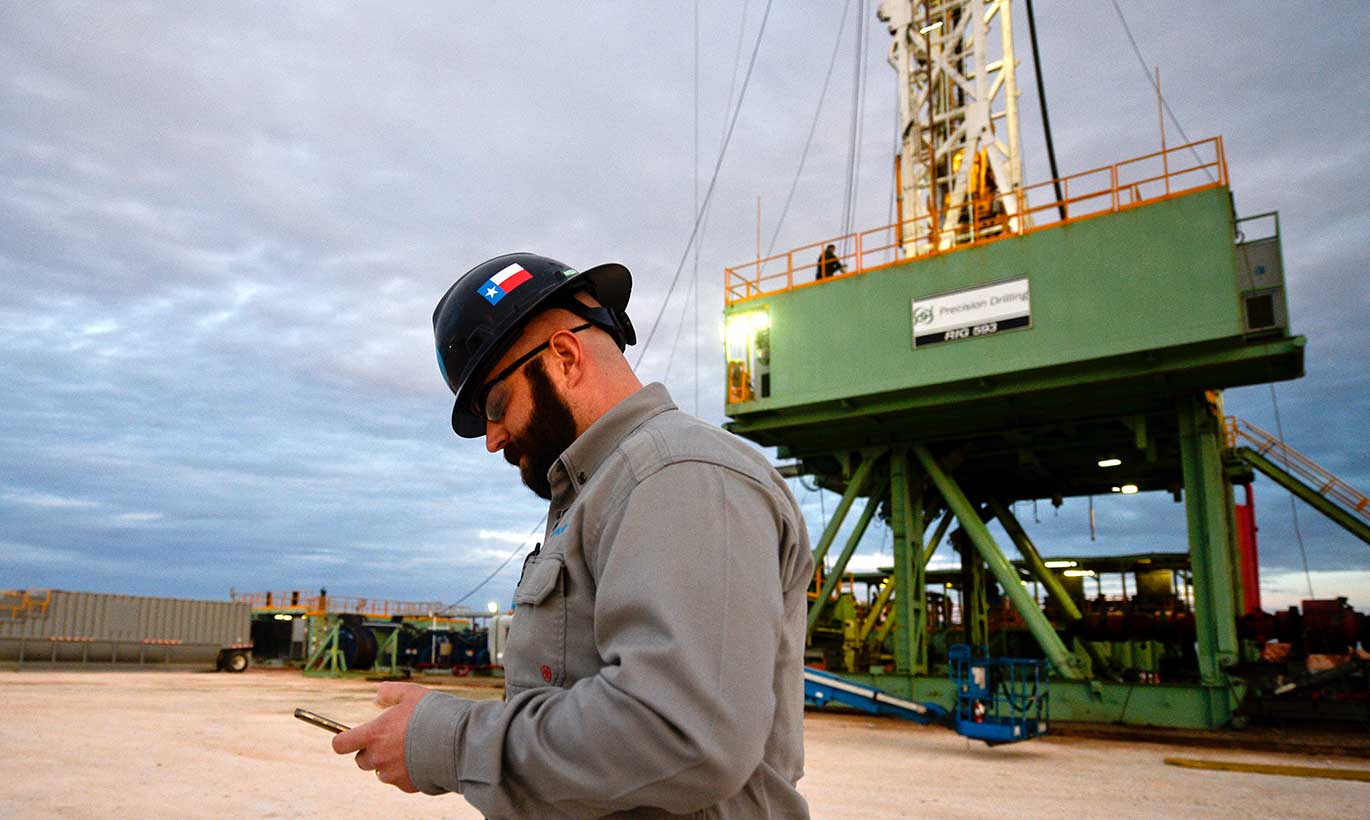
913;445;1087;680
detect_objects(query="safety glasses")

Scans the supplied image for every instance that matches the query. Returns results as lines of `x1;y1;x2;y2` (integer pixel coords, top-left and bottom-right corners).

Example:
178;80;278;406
473;323;591;424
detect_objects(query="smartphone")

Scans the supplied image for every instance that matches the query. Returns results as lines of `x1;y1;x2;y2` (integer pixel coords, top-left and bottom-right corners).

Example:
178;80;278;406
294;707;350;734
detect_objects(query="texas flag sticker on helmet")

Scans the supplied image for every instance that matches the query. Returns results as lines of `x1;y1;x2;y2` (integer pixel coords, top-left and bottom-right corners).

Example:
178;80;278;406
478;263;535;305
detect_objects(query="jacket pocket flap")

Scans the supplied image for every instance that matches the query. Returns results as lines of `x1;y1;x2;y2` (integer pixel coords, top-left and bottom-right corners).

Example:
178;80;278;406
513;556;563;605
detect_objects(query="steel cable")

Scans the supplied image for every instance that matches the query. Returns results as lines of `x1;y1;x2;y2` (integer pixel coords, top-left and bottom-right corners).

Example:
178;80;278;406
631;0;775;372
767;0;854;256
449;1;775;609
1109;0;1213;181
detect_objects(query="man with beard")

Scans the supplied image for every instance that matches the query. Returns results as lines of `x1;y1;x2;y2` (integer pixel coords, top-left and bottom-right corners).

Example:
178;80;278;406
332;253;814;818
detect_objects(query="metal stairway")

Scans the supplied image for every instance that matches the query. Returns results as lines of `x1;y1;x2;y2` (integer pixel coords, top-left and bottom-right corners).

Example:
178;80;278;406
1226;416;1370;546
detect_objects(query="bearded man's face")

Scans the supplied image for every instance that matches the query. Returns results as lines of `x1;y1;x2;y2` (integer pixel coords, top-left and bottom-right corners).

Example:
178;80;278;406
502;357;579;500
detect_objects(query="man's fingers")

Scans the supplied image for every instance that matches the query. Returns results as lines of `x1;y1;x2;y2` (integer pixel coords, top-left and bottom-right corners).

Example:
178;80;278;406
331;724;369;755
376;764;419;792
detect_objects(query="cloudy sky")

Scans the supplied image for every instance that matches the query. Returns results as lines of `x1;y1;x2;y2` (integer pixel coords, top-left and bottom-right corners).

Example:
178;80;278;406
2;1;1366;614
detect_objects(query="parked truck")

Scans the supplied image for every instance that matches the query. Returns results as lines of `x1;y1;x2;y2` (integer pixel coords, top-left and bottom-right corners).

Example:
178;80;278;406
0;589;253;671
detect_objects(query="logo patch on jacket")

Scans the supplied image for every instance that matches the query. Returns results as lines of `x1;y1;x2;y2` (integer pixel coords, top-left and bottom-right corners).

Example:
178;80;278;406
540;664;553;683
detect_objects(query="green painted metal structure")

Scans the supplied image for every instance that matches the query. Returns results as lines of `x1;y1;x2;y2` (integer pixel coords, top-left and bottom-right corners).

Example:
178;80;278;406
303;614;402;678
723;183;1305;729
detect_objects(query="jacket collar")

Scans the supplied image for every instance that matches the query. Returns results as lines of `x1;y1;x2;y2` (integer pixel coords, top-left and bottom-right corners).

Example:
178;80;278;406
548;382;675;503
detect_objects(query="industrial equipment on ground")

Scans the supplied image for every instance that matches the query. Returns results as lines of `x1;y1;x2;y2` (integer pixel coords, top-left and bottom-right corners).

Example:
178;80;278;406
0;589;253;671
722;0;1367;729
232;589;495;678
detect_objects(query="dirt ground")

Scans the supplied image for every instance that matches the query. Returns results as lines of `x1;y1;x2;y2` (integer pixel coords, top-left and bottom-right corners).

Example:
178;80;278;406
1;668;1366;818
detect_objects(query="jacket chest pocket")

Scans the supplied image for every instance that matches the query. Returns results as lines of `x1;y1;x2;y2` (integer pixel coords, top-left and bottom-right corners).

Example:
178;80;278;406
504;553;567;689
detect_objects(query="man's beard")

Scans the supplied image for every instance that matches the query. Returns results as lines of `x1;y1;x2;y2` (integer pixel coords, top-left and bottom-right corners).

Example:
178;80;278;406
503;357;579;500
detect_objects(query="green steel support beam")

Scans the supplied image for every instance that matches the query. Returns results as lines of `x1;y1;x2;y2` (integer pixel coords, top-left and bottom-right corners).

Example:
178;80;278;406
1236;447;1370;547
810;454;880;568
304;616;346;677
807;475;889;637
922;508;954;568
859;576;895;643
890;452;921;673
913;445;1088;679
844;672;1243;729
864;508;949;648
1177;395;1240;726
989;498;1118;681
961;532;990;650
908;475;929;672
378;625;400;675
872;605;897;646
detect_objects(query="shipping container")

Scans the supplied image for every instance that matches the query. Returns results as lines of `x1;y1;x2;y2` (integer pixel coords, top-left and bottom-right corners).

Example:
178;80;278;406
0;589;252;670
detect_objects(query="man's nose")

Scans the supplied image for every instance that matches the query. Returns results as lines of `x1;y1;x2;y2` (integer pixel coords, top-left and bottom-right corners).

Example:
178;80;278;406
485;421;508;453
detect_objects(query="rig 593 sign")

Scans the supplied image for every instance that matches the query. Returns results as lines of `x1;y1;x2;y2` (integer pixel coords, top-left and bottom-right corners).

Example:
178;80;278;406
912;277;1031;348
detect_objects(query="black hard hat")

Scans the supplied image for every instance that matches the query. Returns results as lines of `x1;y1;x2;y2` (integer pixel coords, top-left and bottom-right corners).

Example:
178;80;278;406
433;252;636;438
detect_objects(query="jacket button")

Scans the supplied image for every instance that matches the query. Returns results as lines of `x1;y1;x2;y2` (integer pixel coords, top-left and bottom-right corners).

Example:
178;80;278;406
540;664;553;683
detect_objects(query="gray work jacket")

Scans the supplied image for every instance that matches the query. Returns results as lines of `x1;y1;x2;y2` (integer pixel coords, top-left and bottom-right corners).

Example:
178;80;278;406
407;383;813;818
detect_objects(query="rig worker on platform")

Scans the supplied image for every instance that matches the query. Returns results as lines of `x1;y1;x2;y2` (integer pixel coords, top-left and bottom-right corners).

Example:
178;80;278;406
815;244;844;280
332;252;814;818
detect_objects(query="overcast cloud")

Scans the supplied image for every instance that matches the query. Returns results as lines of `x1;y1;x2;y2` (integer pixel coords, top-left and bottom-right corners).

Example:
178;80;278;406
2;1;1366;613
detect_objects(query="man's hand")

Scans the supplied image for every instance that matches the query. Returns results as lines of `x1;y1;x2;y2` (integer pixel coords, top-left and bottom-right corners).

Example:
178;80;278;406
331;681;429;793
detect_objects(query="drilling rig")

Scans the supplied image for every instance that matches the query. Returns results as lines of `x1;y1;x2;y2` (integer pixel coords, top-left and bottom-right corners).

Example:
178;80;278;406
721;0;1367;728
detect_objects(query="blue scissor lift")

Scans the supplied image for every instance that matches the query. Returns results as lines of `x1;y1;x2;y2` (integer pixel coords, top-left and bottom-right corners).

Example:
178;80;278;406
804;647;1048;745
947;644;1050;745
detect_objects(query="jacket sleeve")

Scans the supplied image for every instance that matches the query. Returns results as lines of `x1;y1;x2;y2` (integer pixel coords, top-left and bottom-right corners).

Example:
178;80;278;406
404;462;788;817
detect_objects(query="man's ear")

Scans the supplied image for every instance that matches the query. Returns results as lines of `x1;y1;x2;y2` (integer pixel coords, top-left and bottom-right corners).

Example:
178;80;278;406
546;328;585;385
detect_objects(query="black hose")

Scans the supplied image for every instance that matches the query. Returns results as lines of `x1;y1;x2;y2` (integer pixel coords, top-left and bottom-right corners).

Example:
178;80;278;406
1024;0;1065;221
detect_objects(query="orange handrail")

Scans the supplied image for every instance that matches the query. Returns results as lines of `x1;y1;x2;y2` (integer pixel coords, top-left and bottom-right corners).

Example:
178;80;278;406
230;590;455;619
1225;416;1370;521
725;136;1229;306
1;589;52;619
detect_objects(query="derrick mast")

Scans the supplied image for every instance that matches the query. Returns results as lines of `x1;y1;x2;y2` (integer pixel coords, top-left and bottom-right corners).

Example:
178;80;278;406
879;0;1025;253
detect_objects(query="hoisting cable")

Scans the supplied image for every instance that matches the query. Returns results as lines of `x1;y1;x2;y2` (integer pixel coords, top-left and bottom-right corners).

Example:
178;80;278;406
444;515;548;610
1024;0;1065;221
690;0;751;415
845;0;871;243
1269;382;1316;598
766;0;854;255
691;0;700;415
1109;0;1213;181
663;263;696;383
632;0;776;372
446;1;776;608
838;1;867;250
670;0;703;408
678;0;752;408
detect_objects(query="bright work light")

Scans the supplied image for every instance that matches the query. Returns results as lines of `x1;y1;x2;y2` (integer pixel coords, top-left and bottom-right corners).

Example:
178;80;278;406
724;310;770;348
